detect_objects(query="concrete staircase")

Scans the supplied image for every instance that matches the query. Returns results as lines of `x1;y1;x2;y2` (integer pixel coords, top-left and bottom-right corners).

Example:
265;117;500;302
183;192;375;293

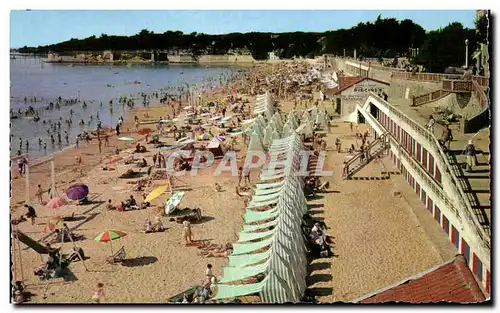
343;133;389;180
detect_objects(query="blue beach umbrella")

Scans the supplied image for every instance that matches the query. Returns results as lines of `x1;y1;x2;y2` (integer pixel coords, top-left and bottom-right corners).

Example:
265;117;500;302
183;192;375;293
66;184;89;201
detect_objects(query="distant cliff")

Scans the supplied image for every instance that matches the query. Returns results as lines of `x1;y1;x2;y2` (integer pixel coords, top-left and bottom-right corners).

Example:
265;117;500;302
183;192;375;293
45;51;257;64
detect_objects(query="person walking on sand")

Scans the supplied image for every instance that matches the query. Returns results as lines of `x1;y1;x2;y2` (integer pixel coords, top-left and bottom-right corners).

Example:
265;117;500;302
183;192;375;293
17;158;23;177
36;184;44;204
350;122;353;133
206;264;214;279
183;218;193;245
335;138;341;153
92;283;106;303
98;139;102;154
342;161;349;176
237;166;243;187
116;123;120;136
24;204;37;225
104;135;109;147
242;164;251;187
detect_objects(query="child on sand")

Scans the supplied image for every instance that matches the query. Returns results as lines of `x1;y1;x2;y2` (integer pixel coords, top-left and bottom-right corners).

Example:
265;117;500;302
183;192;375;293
183;218;192;245
36;184;44;204
92;283;105;303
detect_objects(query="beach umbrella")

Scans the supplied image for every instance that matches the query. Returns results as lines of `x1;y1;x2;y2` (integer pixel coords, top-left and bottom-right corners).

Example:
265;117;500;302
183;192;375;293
118;137;135;142
165;191;185;215
136;128;152;135
221;115;233;122
66;184;89;201
241;118;256;125
42;216;62;233
46;197;67;210
144;185;168;203
180;139;196;146
209;115;223;121
95;230;127;242
176;137;191;144
230;131;244;137
95;229;127;258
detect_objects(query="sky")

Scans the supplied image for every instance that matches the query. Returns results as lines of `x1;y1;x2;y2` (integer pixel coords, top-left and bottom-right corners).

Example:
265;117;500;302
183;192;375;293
10;10;477;48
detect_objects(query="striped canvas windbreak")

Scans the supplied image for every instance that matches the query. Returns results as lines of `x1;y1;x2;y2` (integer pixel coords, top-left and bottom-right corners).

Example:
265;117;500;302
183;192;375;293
214;130;309;303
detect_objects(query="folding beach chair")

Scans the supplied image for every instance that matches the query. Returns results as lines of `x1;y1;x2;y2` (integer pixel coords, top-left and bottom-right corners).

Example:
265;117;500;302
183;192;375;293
106;246;126;264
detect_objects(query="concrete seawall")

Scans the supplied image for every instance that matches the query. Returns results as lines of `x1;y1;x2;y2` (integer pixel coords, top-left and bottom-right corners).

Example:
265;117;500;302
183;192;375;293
47;52;257;65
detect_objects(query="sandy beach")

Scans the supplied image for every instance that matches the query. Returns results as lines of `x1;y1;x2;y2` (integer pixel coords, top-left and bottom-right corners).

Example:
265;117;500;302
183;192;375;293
11;60;456;303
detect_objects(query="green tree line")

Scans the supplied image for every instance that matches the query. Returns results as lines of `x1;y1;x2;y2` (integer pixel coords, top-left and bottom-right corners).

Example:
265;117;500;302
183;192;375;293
17;15;487;73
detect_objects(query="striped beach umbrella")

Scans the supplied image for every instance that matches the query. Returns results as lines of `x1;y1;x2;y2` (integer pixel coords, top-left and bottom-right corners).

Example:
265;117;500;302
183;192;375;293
95;230;127;257
165;191;185;215
95;230;127;243
66;184;89;201
43;216;62;233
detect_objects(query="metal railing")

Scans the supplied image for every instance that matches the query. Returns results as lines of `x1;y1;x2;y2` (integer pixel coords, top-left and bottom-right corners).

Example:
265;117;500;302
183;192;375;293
442;80;473;92
472;80;489;109
389;136;460;218
365;93;490;252
343;133;388;178
412;89;450;106
391;72;488;87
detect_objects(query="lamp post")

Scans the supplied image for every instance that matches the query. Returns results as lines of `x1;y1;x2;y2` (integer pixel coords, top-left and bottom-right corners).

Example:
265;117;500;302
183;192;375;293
465;39;469;69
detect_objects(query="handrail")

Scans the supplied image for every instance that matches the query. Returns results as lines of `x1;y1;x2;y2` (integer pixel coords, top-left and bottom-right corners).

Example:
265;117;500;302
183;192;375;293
472;80;488;109
390;71;488;87
388;136;460;218
345;133;387;168
442;80;473;92
366;92;490;251
412;89;450;106
332;56;488;87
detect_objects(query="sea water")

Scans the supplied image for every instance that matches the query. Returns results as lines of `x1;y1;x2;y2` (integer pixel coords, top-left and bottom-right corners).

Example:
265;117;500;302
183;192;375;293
10;57;239;158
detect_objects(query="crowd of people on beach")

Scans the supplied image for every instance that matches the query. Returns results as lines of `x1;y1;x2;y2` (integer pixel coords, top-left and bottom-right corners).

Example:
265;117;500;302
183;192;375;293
12;60;337;304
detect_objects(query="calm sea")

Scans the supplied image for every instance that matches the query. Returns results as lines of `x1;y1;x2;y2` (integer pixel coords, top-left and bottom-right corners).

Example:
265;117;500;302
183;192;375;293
10;56;238;158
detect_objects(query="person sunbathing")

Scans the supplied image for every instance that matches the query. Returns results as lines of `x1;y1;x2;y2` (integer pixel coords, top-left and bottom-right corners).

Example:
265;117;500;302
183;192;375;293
117;201;126;212
11;215;27;225
67;247;85;262
140;201;150;210
105;199;116;210
125;195;138;209
199;243;233;256
153;216;165;232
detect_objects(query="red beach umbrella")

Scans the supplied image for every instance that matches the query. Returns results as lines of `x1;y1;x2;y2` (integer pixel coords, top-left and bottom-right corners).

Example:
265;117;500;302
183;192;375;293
46;197;67;210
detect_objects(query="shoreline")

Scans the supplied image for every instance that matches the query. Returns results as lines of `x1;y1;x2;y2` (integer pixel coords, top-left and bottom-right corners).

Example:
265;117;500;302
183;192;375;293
9;84;231;212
